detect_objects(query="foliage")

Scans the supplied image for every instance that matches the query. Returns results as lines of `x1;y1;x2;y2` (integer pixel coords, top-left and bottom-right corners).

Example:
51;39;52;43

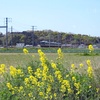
0;30;100;46
0;48;100;100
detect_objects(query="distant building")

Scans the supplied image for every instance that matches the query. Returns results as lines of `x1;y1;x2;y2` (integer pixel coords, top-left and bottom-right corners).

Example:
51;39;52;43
78;44;86;48
16;43;24;48
96;43;100;48
24;44;33;47
61;44;72;48
93;45;99;49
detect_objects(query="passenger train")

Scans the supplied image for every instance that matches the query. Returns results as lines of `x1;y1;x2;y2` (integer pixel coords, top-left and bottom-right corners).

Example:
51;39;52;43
40;41;61;47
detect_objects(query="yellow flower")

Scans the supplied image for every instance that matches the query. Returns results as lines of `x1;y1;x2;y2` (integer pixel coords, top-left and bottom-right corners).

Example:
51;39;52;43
48;75;54;82
28;92;33;97
18;86;23;92
62;80;70;88
71;64;75;69
79;63;83;68
70;64;76;74
38;49;41;53
74;82;80;90
57;48;63;59
43;64;48;73
6;82;13;90
87;66;93;78
40;57;46;64
10;66;17;77
17;69;22;74
37;82;44;87
68;88;73;94
42;73;47;81
23;48;29;54
66;74;69;78
14;86;18;91
35;71;41;78
55;70;61;76
72;76;76;82
86;60;91;66
46;85;51;93
38;49;45;58
29;75;38;85
60;84;66;92
96;88;99;93
17;69;24;76
50;95;52;99
86;60;94;78
24;78;30;85
51;62;57;70
57;74;62;82
89;85;92;88
12;91;15;94
60;79;72;94
1;64;5;69
76;90;81;95
55;70;62;82
88;45;94;52
28;66;33;74
0;64;6;74
54;93;57;98
39;92;44;96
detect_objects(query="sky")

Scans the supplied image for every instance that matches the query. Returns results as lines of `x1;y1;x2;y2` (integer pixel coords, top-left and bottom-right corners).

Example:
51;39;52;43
0;0;100;37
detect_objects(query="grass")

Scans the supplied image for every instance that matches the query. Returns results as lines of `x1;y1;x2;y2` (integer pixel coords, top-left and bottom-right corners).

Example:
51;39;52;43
0;52;100;84
0;47;100;53
0;53;100;69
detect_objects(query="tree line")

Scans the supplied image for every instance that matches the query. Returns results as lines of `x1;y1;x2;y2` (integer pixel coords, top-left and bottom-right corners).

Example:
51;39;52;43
0;30;100;47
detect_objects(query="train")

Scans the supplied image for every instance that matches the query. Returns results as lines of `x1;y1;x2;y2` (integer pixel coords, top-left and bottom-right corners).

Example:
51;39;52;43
39;41;61;47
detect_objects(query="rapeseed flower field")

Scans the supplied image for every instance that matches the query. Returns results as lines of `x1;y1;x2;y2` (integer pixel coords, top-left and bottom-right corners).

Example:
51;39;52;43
0;46;100;100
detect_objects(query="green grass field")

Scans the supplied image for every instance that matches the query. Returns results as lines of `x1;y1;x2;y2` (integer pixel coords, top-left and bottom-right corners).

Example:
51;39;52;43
0;47;100;69
0;53;100;69
1;52;100;83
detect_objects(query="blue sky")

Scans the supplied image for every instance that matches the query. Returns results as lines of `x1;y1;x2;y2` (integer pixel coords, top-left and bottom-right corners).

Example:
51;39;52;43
0;0;100;36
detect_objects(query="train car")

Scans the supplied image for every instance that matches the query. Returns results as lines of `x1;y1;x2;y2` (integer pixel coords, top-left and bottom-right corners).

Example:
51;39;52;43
40;41;61;47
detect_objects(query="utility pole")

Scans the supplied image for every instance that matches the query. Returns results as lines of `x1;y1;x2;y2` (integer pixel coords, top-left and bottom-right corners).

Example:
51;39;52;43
49;31;51;47
6;18;8;48
0;17;9;48
58;33;61;47
31;26;36;46
58;33;60;47
32;26;34;46
11;26;13;47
